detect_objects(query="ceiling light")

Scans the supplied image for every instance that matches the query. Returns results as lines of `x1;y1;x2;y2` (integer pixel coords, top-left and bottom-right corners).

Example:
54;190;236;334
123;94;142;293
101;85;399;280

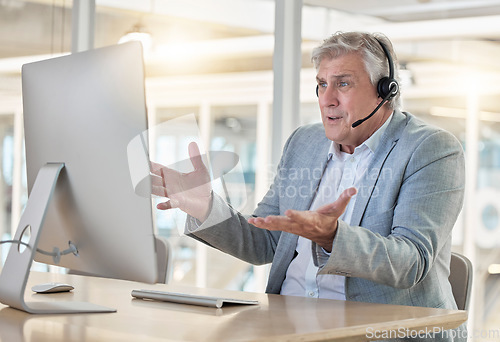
488;264;500;274
118;22;152;53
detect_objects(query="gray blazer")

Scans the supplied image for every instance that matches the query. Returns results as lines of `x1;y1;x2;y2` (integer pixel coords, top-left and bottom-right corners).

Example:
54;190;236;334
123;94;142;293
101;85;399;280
189;110;465;313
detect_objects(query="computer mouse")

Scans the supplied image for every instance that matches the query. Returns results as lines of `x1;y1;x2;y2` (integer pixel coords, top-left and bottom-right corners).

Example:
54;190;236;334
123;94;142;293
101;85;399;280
31;282;74;293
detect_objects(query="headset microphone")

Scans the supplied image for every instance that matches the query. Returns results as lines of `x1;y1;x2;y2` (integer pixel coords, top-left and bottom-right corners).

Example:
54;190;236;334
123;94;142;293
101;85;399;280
351;87;396;128
315;38;399;129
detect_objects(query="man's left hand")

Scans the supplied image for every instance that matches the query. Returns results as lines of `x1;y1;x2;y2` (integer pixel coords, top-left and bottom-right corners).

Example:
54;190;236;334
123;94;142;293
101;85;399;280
248;187;357;252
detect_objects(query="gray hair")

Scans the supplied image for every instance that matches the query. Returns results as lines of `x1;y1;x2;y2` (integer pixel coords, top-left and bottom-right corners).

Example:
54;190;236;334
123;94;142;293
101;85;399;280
311;31;401;109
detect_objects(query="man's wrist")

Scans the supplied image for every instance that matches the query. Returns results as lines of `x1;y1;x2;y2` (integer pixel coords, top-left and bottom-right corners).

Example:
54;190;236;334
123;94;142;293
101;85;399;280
193;191;213;223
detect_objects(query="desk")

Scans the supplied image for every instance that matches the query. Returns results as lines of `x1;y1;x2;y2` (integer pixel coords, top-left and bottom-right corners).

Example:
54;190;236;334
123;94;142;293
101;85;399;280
0;271;467;342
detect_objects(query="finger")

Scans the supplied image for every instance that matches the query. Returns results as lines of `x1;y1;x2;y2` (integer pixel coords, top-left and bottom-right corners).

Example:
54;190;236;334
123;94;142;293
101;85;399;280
152;185;168;198
248;216;274;228
316;187;357;215
151;174;165;187
284;209;315;225
156;199;179;210
150;161;165;174
188;142;205;170
150;161;174;177
156;201;172;210
249;215;298;232
248;217;263;226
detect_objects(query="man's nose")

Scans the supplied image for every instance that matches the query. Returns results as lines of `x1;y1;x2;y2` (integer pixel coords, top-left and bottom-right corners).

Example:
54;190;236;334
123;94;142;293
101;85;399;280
319;86;339;107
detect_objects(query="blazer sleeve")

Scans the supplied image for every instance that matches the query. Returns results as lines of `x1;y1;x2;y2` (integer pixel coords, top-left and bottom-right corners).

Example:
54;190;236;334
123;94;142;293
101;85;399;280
185;126;307;265
316;129;465;289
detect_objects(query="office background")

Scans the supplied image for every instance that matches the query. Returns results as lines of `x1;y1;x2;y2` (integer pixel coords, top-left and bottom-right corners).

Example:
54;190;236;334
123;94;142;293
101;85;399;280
0;0;498;336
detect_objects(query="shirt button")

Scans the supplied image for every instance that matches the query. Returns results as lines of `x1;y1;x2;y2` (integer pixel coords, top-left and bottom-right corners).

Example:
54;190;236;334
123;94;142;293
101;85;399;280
308;291;316;297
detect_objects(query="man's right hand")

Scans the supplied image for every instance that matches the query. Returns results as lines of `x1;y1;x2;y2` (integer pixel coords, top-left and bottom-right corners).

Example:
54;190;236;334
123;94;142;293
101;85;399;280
150;142;212;222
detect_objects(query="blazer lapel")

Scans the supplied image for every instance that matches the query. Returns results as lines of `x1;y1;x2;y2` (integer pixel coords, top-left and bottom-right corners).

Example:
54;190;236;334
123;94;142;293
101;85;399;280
350;111;408;226
290;134;331;212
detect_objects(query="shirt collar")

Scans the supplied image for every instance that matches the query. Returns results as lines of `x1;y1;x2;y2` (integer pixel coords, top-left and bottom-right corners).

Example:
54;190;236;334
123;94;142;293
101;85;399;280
328;112;393;160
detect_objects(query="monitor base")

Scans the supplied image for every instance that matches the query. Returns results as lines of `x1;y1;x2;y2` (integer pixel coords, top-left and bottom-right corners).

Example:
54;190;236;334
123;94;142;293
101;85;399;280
0;163;116;314
23;301;116;314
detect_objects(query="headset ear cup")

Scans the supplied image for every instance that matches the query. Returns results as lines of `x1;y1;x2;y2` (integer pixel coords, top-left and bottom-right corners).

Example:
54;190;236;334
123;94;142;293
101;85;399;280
377;77;398;99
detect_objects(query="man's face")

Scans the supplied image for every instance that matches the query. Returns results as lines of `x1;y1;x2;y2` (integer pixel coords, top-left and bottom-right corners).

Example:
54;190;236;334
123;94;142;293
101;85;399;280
316;52;387;152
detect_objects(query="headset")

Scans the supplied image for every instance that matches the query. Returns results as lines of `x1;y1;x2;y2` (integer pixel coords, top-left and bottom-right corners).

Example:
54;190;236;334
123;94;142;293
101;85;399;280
315;38;399;128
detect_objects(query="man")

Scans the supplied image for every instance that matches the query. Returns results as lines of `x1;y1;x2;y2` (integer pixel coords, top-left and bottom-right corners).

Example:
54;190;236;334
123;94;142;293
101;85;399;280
152;32;466;341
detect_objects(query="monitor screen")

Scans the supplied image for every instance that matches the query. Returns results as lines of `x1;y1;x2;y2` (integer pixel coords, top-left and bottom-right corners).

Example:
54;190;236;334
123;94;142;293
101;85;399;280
21;42;158;284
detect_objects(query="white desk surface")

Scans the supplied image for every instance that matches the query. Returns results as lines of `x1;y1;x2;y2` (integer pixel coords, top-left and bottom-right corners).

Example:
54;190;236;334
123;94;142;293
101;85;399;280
0;271;467;342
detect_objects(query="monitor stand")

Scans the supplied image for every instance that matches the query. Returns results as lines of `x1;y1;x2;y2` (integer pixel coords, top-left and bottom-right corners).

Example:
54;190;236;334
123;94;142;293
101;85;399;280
0;163;116;314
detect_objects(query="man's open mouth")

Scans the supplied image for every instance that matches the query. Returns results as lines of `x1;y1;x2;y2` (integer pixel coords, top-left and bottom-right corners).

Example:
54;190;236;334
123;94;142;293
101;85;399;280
328;115;342;121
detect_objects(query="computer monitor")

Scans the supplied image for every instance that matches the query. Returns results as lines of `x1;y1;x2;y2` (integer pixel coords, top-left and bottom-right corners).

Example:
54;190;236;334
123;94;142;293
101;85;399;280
0;42;158;314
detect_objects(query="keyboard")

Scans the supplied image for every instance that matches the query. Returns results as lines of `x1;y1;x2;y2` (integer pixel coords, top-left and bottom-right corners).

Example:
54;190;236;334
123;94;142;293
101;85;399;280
131;289;259;309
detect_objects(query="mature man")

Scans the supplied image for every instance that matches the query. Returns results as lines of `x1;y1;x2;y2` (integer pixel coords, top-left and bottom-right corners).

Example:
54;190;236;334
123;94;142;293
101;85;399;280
152;31;466;341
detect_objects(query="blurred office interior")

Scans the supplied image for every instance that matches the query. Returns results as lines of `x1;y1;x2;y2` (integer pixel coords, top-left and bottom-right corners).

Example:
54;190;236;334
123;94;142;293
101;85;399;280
0;0;500;335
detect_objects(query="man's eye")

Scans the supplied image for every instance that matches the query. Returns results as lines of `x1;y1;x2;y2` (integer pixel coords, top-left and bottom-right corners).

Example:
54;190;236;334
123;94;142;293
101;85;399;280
319;82;327;88
339;81;349;87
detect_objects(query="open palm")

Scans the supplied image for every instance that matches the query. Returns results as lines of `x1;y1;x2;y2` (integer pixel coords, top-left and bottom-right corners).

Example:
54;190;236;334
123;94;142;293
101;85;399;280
151;142;212;222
